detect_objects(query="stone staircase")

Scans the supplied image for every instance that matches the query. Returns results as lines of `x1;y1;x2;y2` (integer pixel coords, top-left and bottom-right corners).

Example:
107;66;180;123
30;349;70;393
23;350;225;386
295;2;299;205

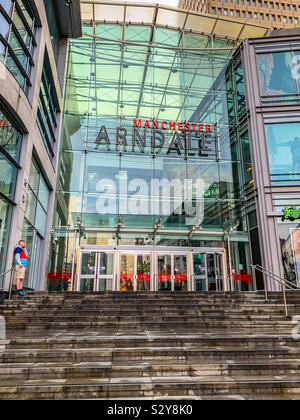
0;291;300;400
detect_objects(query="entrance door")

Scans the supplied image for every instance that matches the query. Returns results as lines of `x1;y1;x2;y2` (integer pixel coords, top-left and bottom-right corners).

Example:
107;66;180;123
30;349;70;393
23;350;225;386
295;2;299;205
79;251;114;291
193;252;225;291
157;253;188;291
119;253;151;291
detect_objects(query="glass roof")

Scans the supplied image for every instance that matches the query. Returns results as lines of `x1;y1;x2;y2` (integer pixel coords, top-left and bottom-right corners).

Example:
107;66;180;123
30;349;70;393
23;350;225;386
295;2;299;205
80;1;270;42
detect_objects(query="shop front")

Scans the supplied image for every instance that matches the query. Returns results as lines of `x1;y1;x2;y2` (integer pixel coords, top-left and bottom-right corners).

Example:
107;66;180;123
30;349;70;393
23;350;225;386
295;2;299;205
77;246;226;292
47;3;268;293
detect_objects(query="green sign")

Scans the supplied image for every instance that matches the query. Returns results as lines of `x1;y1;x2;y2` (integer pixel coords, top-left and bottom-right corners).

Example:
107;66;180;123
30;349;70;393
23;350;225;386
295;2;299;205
282;206;300;221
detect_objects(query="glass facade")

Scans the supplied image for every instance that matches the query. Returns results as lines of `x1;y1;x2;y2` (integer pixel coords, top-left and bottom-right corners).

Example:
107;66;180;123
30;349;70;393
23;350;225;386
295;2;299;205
22;158;50;289
0;105;22;287
0;0;37;94
49;17;255;292
36;50;59;157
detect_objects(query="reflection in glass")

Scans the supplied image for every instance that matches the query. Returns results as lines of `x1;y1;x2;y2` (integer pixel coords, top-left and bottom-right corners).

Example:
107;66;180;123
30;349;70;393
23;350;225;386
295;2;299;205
174;255;187;291
158;255;171;291
81;253;96;275
265;123;300;184
137;254;151;291
120;254;134;291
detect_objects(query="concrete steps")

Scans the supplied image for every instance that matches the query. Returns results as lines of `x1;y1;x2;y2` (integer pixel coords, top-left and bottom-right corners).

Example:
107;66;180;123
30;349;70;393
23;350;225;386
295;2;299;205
0;291;300;399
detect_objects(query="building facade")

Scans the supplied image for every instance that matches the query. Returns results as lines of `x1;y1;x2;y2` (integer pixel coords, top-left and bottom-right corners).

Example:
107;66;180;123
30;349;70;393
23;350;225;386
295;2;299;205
179;0;300;29
47;1;276;293
0;0;81;293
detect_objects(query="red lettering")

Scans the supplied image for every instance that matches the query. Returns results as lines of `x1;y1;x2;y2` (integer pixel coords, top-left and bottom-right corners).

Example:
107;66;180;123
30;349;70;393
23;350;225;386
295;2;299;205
185;122;190;131
169;122;176;130
162;121;168;130
206;124;212;132
144;120;150;128
199;124;204;132
133;118;142;128
152;120;159;129
191;123;197;131
178;122;183;131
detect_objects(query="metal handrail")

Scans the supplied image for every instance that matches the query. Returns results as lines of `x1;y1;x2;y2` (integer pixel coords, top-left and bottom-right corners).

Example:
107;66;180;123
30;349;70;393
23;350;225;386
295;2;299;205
0;266;14;302
250;264;299;317
255;265;299;290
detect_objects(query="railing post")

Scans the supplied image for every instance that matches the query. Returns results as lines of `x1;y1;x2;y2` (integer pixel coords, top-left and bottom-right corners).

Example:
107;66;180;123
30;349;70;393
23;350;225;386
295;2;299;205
281;281;288;317
263;272;269;302
251;265;257;292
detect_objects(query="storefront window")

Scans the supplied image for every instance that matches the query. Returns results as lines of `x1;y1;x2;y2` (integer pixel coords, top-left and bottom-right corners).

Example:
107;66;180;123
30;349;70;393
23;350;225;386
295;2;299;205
265;122;300;184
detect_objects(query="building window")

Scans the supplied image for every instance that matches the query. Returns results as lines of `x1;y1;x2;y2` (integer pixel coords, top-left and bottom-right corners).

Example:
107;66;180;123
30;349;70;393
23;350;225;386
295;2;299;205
266;14;270;20
260;13;264;19
236;10;240;16
248;12;252;18
23;158;50;289
223;8;228;15
230;9;234;16
0;0;37;94
270;2;274;8
254;12;258;18
295;18;299;24
257;51;299;100
36;50;59;158
211;7;216;13
0;105;23;285
283;16;287;23
265;123;300;184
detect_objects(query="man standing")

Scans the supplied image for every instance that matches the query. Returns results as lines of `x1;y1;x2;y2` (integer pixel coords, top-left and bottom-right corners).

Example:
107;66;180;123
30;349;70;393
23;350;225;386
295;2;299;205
14;240;28;296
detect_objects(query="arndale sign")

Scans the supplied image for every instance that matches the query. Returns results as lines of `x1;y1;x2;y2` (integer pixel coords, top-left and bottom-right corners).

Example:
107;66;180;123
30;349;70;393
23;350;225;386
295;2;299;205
94;118;218;156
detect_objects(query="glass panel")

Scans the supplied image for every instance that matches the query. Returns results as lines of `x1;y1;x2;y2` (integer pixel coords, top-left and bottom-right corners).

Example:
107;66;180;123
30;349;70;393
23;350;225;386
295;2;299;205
28;160;39;193
174;255;187;291
257;52;297;97
38;175;49;210
193;253;207;291
158;255;171;291
120;254;134;291
98;278;112;291
80;253;96;275
207;254;217;291
0;153;17;199
0;111;22;162
0;198;12;286
0;11;10;39
24;187;37;224
21;219;34;288
0;0;13;15
35;202;47;237
98;252;113;275
265;123;300;184
13;9;31;48
80;278;94;291
136;254;150;291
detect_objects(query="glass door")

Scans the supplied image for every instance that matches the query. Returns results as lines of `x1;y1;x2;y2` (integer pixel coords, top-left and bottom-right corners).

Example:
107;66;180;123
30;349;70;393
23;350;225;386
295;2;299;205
157;254;188;291
192;252;225;291
193;253;207;291
119;253;151;291
120;254;135;291
79;252;97;291
79;251;115;291
174;254;188;291
157;254;172;291
97;252;114;291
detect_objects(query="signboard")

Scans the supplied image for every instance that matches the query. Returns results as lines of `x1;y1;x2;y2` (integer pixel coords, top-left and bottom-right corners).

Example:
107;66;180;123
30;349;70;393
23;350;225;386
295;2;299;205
282;206;300;221
94;118;218;157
